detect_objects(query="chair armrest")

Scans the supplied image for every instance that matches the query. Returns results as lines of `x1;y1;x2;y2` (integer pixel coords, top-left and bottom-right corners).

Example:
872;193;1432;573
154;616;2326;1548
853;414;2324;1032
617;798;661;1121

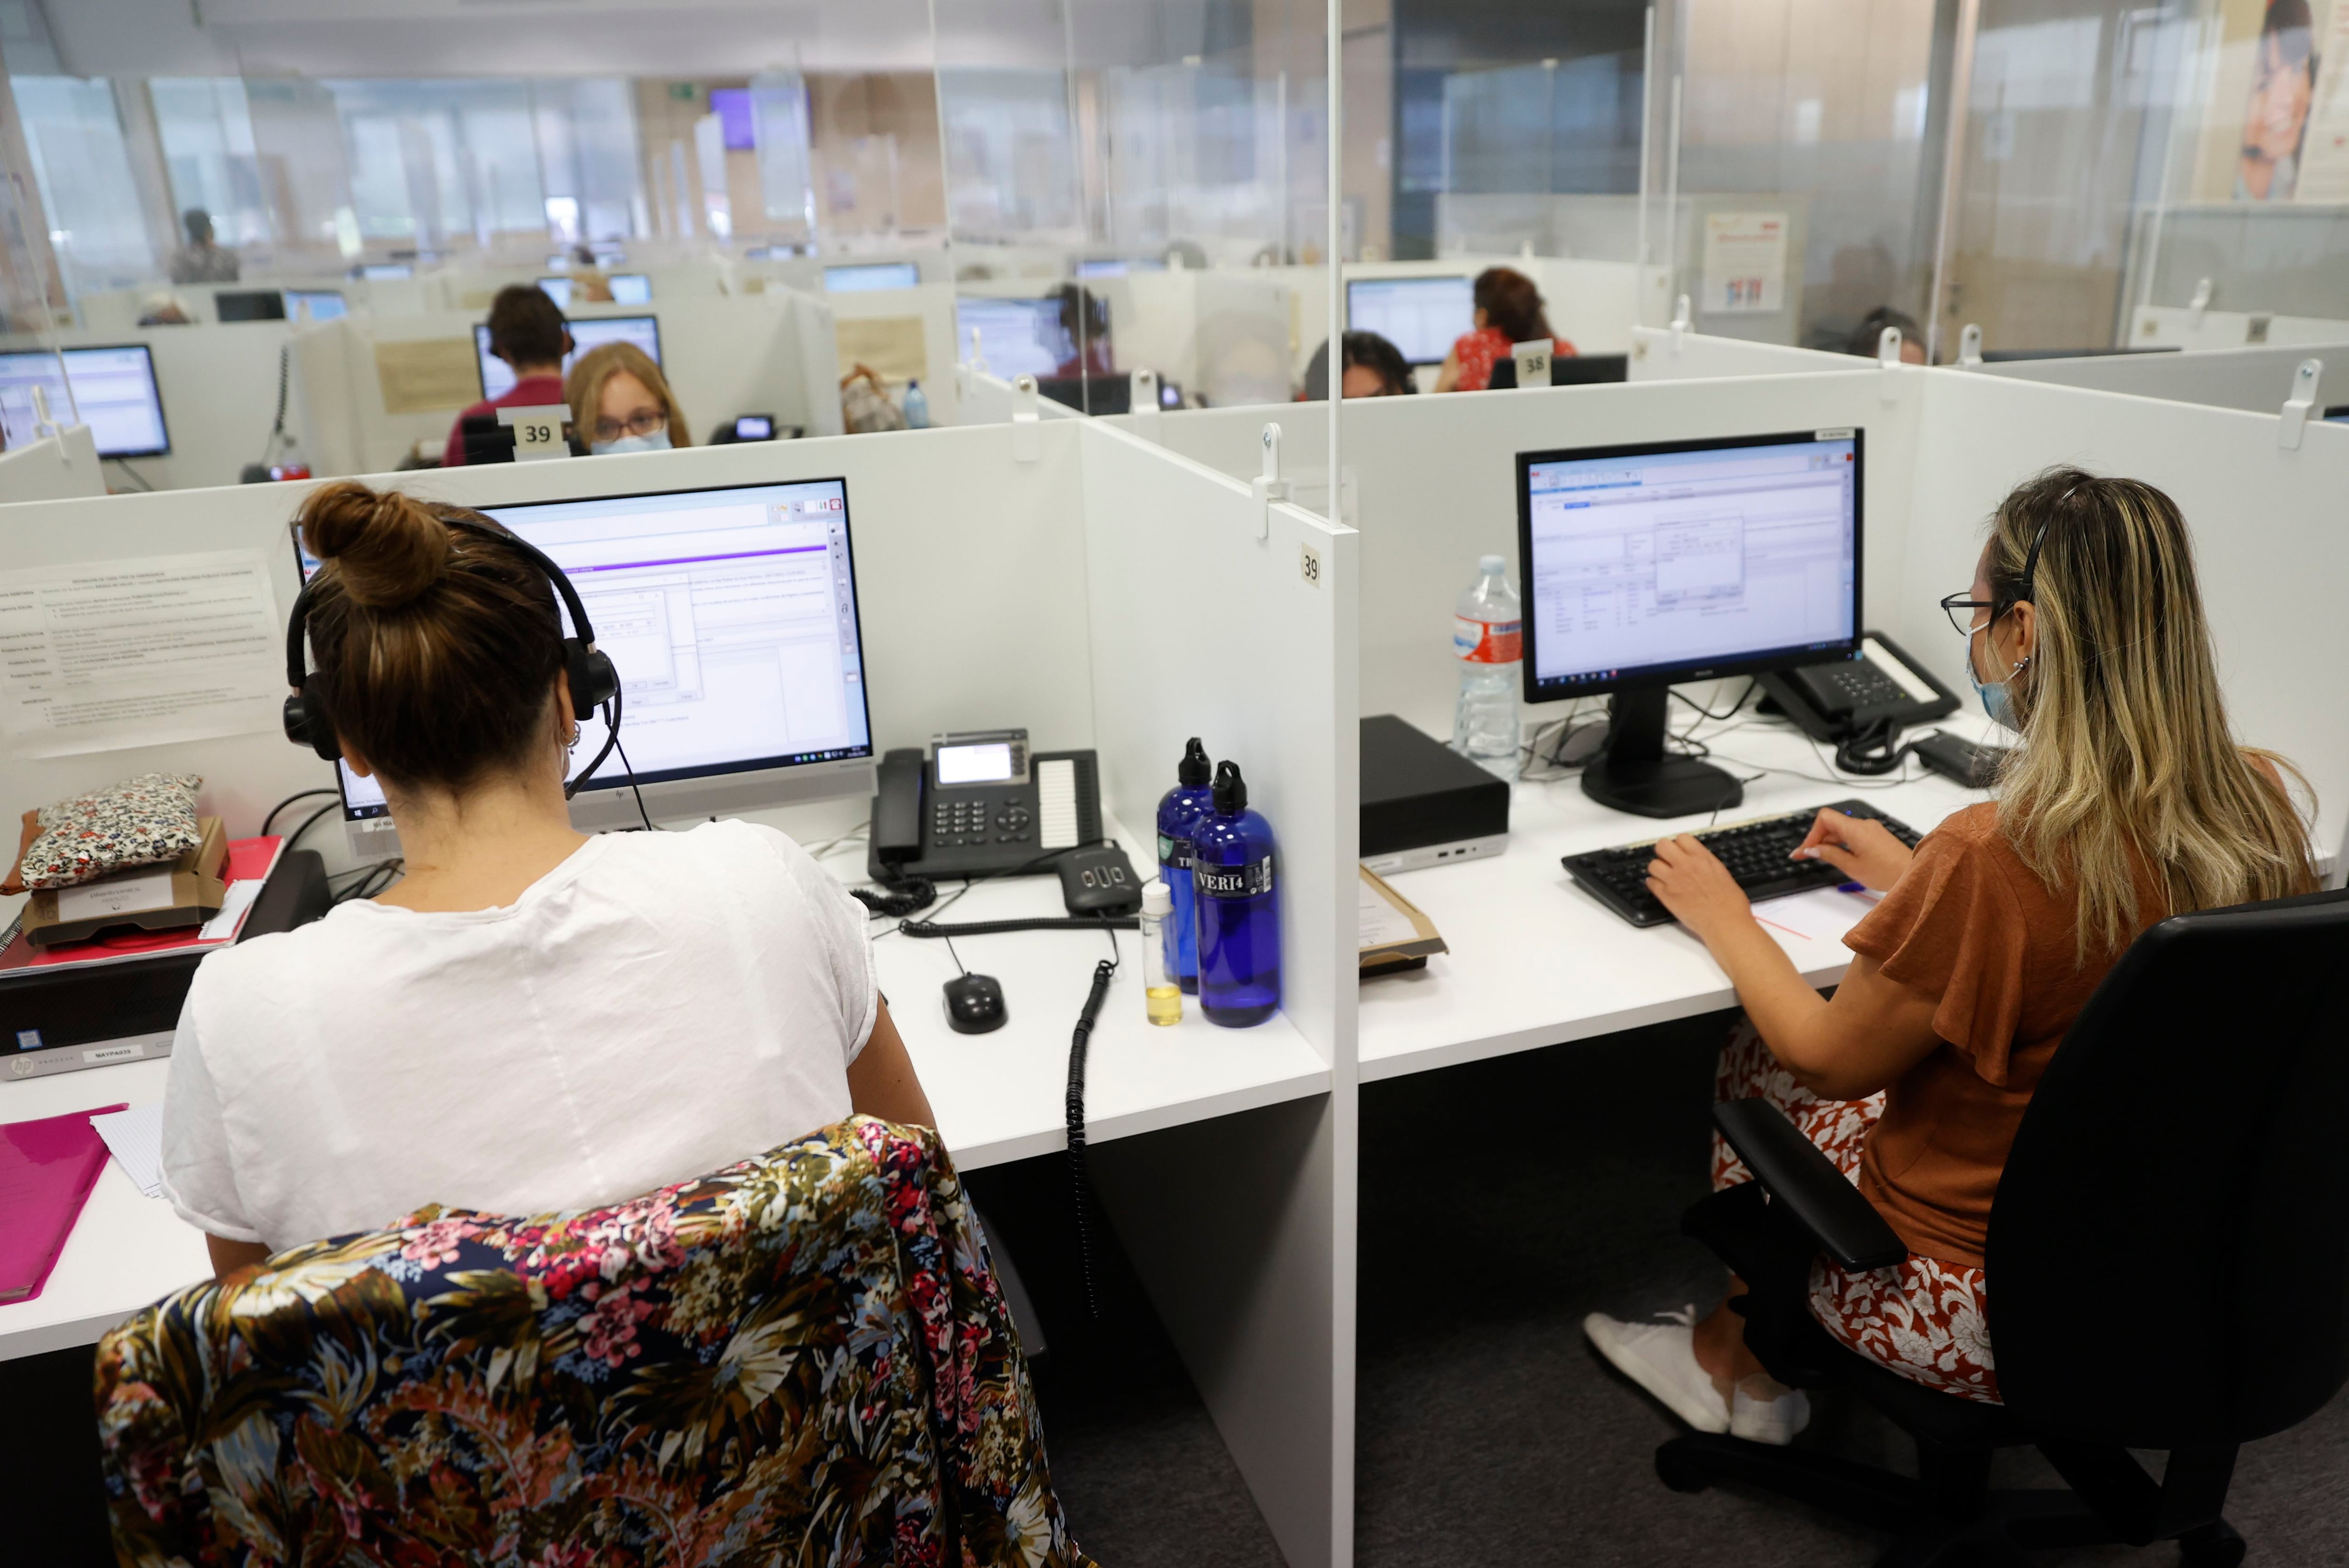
1713;1098;1907;1271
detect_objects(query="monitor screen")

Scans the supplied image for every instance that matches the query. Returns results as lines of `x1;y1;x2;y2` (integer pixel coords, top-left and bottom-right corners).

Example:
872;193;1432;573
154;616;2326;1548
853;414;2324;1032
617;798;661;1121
608;272;652;304
286;289;347;321
360;263;412;281
1518;429;1861;699
215;289;286;322
0;345;170;458
300;478;872;822
824;263;921;293
537;276;573;309
475;314;661;400
1346;275;1474;365
1075;260;1128;279
955;297;1068;379
2325;404;2349;423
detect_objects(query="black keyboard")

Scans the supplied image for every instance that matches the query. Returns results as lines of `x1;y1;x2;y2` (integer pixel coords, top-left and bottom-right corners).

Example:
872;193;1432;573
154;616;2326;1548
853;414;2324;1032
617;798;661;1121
1562;800;1925;928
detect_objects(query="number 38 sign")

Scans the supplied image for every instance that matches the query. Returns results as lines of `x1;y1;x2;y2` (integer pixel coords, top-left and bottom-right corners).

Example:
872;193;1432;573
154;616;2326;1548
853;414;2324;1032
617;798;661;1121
498;404;573;462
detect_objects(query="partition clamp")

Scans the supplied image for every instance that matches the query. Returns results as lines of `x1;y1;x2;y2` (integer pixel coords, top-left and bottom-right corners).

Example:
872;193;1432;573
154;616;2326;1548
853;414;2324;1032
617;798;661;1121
1957;324;1984;369
28;383;58;440
1877;328;1906;402
2187;277;2213;326
1010;374;1041;462
1129;369;1163;441
1249;423;1288;542
1669;294;1693;355
2279;358;2323;451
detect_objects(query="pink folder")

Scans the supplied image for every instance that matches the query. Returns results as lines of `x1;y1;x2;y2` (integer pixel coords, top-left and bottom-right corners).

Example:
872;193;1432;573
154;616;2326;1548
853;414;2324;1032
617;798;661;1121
0;1105;124;1304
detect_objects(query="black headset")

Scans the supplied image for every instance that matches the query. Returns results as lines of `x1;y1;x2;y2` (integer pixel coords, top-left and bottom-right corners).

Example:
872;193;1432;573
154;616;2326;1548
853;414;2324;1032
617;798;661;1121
283;517;623;798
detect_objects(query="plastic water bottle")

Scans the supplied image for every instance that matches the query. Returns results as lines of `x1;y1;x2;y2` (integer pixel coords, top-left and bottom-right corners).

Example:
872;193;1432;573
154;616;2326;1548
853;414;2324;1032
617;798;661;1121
902;380;931;429
1156;738;1214;993
1139;879;1182;1027
1453;554;1522;776
1192;761;1280;1027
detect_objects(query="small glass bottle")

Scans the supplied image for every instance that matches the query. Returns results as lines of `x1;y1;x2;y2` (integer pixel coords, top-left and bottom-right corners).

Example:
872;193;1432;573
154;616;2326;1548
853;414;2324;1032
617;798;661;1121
1139;879;1182;1026
1191;761;1280;1027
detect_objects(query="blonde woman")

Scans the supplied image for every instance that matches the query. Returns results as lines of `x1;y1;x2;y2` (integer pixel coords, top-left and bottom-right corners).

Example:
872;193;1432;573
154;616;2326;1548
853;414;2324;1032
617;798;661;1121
565;342;691;457
1585;468;2315;1443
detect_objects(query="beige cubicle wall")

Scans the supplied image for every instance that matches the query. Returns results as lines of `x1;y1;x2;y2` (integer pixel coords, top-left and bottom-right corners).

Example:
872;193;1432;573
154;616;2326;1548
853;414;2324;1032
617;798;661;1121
0;424;104;503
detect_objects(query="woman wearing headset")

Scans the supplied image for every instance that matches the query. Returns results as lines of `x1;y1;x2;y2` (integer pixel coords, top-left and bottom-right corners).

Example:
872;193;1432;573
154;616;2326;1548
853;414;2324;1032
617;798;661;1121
163;481;934;1278
1584;469;2314;1442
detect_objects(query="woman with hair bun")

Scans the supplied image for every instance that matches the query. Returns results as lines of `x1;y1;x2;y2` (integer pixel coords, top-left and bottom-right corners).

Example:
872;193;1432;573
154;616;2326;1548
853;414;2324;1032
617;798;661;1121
1434;265;1578;393
162;481;934;1279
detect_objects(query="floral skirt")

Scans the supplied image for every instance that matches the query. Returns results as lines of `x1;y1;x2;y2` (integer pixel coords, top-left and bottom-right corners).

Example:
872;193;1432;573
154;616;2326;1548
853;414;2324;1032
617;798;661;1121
1711;1020;2001;1405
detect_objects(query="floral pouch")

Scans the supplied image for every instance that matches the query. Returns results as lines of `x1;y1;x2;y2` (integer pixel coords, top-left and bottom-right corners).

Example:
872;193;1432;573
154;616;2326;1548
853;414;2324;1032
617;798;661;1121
15;773;204;892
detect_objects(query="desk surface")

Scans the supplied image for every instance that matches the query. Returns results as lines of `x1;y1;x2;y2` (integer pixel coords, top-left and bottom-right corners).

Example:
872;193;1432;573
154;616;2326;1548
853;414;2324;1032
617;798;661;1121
0;811;1331;1360
1359;712;1997;1082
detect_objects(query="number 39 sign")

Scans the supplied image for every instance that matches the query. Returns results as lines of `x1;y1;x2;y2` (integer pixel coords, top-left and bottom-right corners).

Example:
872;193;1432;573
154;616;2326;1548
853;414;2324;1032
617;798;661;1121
498;404;573;462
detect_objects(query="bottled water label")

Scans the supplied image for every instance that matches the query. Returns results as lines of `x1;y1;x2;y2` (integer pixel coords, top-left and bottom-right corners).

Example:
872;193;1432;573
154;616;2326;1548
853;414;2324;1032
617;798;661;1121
1157;832;1194;869
1454;616;1522;663
1196;855;1276;899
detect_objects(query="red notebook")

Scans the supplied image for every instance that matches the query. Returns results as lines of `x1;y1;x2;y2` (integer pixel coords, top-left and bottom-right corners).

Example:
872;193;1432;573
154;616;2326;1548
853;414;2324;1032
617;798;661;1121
0;1105;124;1304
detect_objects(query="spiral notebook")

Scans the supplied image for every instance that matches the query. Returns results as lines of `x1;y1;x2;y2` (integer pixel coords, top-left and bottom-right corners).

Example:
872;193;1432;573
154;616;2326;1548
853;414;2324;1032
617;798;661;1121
0;1105;124;1304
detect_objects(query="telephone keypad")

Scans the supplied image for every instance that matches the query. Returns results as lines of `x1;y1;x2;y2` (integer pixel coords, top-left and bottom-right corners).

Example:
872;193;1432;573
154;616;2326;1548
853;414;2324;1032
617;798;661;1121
933;792;1036;849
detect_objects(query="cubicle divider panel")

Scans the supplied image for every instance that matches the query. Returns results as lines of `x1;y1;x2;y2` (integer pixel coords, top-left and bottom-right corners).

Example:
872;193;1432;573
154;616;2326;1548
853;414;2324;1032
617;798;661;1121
2131;306;2349;352
1073;419;1358;1568
824;283;963;427
1627;326;1854;382
958;368;1087;425
1898;373;2349;867
0;425;104;504
775;289;847;439
1973;339;2349;416
0;426;1095;892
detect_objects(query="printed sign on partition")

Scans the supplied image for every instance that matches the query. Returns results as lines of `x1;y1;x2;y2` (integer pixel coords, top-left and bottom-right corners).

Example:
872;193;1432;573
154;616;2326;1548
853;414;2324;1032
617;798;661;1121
1700;212;1788;316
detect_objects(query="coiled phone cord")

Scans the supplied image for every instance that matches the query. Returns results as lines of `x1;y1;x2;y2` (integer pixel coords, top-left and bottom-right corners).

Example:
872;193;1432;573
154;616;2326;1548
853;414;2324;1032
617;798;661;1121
1065;956;1117;1320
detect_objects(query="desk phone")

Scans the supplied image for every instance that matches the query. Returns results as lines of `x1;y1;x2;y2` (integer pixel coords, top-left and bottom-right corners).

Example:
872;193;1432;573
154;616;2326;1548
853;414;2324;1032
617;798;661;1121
868;729;1101;882
1758;629;1958;741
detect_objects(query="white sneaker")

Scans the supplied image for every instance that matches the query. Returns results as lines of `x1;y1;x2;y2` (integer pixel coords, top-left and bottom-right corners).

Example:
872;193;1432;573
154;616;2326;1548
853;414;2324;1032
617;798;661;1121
1730;1374;1812;1444
1583;1308;1731;1433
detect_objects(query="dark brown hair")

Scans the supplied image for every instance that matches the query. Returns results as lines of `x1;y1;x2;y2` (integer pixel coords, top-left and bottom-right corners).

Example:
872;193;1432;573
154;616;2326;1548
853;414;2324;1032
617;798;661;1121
296;480;566;794
1474;267;1553;345
487;283;569;370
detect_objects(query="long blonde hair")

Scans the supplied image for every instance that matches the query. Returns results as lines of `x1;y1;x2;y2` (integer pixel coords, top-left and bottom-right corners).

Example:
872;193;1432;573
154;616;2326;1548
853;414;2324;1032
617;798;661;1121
564;342;691;448
1985;468;2314;958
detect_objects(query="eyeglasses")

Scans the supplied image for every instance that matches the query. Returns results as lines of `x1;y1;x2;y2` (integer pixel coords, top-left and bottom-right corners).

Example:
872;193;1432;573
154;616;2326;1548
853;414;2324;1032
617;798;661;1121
591;409;668;443
1940;593;1997;638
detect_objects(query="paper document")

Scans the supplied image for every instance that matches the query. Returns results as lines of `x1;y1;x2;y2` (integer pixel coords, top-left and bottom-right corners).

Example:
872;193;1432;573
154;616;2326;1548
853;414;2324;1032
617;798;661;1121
1359;876;1423;949
0;549;284;757
1751;885;1883;947
374;338;481;414
90;1104;166;1199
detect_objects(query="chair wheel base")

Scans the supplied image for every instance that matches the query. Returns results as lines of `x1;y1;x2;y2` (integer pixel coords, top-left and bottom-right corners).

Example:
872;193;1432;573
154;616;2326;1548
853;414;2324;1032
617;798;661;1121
2178;1518;2245;1568
1655;1437;1713;1494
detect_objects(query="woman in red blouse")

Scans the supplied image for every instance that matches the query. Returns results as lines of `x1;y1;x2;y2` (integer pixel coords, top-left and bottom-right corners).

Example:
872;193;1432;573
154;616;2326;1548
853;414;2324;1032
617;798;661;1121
1434;266;1578;392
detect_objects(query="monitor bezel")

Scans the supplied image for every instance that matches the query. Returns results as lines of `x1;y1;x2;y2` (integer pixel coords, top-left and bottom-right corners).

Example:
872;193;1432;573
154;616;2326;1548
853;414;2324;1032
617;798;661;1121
292;474;877;825
1515;427;1865;705
18;343;174;459
474;313;662;399
1344;274;1473;366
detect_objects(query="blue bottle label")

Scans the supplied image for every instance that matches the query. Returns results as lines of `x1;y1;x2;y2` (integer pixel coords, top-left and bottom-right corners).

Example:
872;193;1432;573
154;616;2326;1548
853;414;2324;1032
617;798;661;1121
1157;832;1194;869
1195;855;1274;899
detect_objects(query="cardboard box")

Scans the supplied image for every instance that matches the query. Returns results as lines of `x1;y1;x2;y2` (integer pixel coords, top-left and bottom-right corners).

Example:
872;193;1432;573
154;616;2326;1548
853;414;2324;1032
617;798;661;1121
23;816;228;947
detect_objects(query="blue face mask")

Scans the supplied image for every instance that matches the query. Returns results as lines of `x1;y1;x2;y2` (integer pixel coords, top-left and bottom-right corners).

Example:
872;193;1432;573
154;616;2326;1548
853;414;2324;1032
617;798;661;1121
1969;635;2027;730
591;429;671;457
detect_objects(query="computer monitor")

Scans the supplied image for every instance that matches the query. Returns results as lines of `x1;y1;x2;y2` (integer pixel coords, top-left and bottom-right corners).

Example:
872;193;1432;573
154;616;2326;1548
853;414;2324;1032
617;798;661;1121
2324;404;2349;423
474;314;661;400
537;276;574;309
359;263;412;281
215;289;287;323
0;344;170;458
1346;275;1474;366
296;476;876;839
1517;428;1863;817
608;272;652;305
286;289;347;321
824;262;921;293
955;297;1069;379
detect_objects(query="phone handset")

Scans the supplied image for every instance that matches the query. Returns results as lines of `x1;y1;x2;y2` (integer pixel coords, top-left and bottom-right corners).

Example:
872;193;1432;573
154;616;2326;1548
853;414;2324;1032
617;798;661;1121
872;748;926;866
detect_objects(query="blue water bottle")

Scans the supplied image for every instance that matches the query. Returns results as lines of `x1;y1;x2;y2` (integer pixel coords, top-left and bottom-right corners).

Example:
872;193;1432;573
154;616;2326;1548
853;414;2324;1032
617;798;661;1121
902;380;931;429
1191;761;1279;1027
1156;737;1214;993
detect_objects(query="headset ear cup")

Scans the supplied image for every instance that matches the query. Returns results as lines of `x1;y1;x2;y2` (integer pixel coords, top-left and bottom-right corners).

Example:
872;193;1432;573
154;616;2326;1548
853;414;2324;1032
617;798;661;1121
282;678;342;761
567;642;619;716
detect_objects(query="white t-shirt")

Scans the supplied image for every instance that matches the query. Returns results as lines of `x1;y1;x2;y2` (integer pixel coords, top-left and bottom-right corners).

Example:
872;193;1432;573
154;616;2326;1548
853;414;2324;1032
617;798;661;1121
162;821;878;1250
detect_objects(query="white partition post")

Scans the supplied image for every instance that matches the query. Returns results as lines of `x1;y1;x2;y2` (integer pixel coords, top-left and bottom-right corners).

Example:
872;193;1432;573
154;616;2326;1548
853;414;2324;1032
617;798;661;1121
0;424;103;503
1075;418;1358;1568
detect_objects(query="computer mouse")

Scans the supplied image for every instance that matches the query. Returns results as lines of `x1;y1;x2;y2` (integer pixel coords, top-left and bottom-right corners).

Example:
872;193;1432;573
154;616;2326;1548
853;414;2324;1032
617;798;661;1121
943;972;1006;1034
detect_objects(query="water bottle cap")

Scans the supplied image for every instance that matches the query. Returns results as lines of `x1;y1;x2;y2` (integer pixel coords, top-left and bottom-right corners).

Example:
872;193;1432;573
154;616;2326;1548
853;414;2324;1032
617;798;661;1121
1178;736;1211;786
1479;554;1507;575
1141;878;1173;917
1212;759;1247;815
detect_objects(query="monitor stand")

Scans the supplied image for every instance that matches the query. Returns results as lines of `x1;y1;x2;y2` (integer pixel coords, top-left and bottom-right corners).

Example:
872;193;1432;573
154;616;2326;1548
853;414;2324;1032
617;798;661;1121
1581;687;1743;819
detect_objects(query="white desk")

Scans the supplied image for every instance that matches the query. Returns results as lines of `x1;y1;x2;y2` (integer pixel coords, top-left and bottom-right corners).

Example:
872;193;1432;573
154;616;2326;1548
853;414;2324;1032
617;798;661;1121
1360;712;1999;1082
0;811;1330;1362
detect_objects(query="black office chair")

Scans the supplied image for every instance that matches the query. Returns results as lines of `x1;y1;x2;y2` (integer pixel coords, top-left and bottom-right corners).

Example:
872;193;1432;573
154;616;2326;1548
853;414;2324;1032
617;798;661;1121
1662;886;2349;1566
